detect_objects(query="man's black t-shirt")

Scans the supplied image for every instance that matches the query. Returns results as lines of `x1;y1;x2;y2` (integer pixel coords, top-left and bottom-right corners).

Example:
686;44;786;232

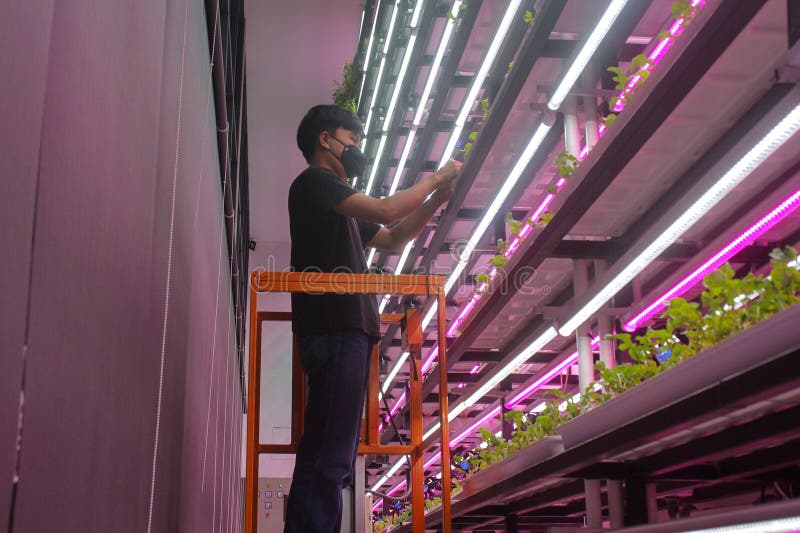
288;166;381;339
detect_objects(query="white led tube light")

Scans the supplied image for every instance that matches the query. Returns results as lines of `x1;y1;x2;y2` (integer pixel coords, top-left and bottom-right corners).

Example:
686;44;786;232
358;3;382;107
463;326;557;407
547;0;630;110
363;0;400;152
365;1;425;194
558;99;800;336
381;351;409;396
439;0;523;167
366;1;461;266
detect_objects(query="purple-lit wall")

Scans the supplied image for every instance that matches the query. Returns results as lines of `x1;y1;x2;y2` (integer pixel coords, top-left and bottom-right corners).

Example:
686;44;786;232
1;2;242;532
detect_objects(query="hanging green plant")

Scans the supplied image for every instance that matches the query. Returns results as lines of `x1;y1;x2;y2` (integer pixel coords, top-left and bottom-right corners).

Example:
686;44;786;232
332;59;361;113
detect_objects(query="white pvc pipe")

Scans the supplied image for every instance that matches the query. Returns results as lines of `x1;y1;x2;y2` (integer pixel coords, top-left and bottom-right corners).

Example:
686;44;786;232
584;64;600;149
596;260;616;369
573;259;594;391
573;256;602;527
563;96;582;155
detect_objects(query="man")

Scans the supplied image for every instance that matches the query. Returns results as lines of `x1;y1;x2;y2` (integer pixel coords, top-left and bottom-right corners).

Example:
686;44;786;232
283;104;461;532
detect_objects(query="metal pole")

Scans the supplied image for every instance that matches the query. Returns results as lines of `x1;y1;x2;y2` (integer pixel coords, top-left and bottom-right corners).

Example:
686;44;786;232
573;260;594;391
245;282;261;533
585;479;603;528
647;482;659;523
595;260;616;369
355;455;367;533
608;479;625;528
438;287;453;533
584;64;600;149
573;259;602;527
563;95;582;155
410;345;425;531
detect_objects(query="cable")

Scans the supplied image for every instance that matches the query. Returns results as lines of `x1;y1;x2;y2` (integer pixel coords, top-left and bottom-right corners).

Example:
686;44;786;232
381;386;407;446
366;486;413;502
146;0;189;530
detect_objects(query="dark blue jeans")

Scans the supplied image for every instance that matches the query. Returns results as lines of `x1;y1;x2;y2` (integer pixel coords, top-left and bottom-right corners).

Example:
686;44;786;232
284;329;374;533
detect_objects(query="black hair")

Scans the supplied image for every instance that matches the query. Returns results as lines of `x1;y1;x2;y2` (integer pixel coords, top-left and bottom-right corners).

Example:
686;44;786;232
296;105;364;163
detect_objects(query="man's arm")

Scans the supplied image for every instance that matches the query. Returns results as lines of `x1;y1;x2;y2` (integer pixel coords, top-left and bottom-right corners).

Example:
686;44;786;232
366;186;452;252
336;160;461;225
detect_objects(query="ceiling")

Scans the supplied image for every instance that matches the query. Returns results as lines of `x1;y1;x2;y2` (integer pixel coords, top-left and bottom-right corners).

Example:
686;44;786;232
245;0;363;247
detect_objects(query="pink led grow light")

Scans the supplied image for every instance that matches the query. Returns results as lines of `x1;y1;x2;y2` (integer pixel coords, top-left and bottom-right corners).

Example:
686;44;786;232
612;0;704;112
452;405;502;446
624;188;800;332
505;336;600;408
420;345;439;374
447;177;569;338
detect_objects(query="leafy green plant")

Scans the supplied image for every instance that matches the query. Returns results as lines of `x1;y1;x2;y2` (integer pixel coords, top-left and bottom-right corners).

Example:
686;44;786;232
605;1;699;126
332;59;361;112
505;211;522;235
523;9;535;26
671;0;696;22
445;1;468;21
607;53;654;111
603;113;618;127
459;98;492;158
554;150;579;178
471;150;579;297
456;248;799;479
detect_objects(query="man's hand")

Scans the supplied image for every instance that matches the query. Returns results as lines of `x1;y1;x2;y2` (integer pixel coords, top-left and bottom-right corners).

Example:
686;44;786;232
435;159;462;188
433;159;462;202
367;160;462;251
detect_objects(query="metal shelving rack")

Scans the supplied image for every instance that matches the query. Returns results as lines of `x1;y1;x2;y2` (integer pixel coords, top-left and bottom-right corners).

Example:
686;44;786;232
393;304;800;531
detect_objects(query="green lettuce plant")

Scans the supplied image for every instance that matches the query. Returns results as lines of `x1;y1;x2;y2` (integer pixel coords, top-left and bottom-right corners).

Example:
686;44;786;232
461;247;799;476
604;1;700;126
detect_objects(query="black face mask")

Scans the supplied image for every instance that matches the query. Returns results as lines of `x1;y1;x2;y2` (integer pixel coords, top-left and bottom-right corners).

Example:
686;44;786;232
328;135;367;181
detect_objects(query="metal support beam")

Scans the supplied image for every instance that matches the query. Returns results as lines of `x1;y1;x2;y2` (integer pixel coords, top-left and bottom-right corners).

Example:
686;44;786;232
585;479;603;528
504;513;519;533
608;479;625;527
646;482;659;523
572;256;601;528
355;455;367;533
625;477;649;526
